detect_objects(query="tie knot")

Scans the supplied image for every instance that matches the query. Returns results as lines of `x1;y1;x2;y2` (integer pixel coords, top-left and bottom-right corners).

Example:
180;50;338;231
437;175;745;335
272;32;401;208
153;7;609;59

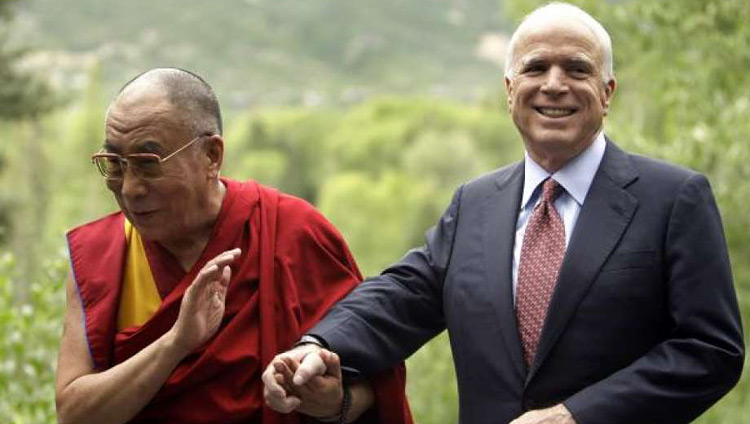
542;178;563;203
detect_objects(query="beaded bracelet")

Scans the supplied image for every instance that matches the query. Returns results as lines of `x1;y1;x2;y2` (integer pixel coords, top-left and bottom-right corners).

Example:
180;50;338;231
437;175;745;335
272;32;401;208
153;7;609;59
335;380;352;424
318;379;351;424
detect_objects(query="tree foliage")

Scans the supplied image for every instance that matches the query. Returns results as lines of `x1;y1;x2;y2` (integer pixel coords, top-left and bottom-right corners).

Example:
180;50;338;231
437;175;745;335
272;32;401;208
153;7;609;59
0;253;65;424
0;0;57;250
0;0;55;119
20;0;504;106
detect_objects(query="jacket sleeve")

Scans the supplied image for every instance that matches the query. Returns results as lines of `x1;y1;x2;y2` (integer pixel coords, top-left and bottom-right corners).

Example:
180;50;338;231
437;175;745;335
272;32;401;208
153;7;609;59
309;185;464;375
564;174;745;424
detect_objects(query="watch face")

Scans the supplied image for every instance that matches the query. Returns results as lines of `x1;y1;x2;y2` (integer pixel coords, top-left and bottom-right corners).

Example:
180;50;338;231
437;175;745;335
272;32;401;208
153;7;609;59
295;335;325;347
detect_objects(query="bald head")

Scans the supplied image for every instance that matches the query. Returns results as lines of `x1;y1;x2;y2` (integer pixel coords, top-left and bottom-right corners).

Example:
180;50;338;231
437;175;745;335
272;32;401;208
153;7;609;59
111;68;223;136
504;2;614;84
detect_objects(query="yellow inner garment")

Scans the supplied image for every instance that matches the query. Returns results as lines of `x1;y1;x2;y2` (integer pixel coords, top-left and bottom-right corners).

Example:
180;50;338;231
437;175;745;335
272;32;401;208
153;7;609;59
117;219;162;331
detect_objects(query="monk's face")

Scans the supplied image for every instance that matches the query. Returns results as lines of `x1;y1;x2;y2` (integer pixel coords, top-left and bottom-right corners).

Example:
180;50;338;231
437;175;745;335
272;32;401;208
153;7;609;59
103;89;215;245
505;18;615;172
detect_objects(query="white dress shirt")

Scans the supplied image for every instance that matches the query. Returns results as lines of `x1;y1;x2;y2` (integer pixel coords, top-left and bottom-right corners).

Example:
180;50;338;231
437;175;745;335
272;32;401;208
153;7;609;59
511;132;606;303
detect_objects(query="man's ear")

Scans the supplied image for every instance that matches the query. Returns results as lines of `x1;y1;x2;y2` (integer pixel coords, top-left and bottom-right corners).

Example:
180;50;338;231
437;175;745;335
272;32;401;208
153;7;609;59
602;78;616;116
504;76;514;109
204;134;224;178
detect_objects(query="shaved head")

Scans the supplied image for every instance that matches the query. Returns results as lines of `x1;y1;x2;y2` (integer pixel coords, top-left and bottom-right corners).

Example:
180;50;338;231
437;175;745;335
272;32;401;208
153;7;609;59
110;68;223;136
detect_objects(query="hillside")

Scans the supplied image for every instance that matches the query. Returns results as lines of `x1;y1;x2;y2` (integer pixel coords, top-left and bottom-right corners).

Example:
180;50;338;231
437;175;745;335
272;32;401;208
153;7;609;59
17;0;510;109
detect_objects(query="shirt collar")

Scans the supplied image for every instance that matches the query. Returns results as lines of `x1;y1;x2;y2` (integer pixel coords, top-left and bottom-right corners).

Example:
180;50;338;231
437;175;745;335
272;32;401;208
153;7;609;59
521;131;606;209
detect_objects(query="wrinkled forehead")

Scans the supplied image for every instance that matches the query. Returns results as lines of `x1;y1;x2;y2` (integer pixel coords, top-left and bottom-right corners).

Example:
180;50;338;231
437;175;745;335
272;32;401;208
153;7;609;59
107;83;180;126
107;82;171;118
104;92;186;153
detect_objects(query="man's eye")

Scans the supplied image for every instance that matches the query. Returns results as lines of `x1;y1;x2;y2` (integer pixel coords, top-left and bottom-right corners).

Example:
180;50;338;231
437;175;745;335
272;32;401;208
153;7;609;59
568;65;591;77
133;157;162;178
104;158;123;174
523;64;546;74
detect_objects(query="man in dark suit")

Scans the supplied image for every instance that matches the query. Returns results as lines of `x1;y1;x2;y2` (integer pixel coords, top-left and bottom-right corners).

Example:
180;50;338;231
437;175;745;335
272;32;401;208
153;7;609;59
262;3;744;423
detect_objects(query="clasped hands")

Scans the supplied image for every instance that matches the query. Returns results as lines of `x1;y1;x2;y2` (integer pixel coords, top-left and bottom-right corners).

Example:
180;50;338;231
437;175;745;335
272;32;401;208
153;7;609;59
262;344;348;420
260;345;576;424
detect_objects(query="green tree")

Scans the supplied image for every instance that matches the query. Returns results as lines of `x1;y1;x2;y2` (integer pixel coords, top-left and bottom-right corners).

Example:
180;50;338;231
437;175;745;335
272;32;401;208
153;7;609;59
0;3;61;422
0;1;55;119
223;109;338;203
0;253;65;424
606;2;750;422
0;0;57;292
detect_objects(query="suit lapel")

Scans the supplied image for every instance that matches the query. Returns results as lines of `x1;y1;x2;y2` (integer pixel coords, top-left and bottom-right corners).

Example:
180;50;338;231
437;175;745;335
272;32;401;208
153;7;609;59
483;162;526;379
527;141;640;383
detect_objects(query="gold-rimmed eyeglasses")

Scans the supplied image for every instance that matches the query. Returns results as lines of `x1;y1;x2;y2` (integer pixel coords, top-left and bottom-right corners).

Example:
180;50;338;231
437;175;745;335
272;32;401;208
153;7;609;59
91;134;210;180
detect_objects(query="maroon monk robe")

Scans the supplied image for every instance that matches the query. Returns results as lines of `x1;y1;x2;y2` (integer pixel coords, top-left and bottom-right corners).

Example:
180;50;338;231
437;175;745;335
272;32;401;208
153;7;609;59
66;178;413;424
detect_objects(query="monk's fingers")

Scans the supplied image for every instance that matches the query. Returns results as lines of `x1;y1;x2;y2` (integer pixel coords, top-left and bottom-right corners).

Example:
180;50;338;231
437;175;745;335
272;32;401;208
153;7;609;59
183;264;221;304
263;359;304;414
194;264;230;303
211;266;231;306
272;359;299;395
209;248;241;264
280;355;301;374
192;250;236;297
276;358;298;381
262;362;288;398
275;371;299;397
293;350;327;386
263;385;301;414
267;395;302;414
189;248;242;291
211;289;223;310
220;264;232;288
205;248;242;270
274;373;289;389
263;354;302;395
196;262;224;288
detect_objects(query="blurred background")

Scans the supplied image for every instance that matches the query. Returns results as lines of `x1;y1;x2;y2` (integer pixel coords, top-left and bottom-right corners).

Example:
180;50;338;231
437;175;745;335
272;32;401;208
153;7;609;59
0;0;748;422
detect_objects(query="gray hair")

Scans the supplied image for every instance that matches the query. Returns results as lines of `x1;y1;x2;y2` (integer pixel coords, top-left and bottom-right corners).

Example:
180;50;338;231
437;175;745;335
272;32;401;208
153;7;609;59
116;68;223;136
504;2;614;84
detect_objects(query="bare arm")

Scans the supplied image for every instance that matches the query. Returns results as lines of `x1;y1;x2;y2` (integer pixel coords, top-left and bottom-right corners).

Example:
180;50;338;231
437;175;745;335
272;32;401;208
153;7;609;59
55;248;240;424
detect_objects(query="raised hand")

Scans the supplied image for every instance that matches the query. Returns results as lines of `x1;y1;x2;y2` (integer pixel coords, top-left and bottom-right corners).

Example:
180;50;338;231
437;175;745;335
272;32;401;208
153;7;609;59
170;248;241;356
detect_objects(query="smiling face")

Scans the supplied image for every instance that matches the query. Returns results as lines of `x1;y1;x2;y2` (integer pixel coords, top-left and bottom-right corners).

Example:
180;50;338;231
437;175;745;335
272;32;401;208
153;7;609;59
505;19;615;172
104;86;215;246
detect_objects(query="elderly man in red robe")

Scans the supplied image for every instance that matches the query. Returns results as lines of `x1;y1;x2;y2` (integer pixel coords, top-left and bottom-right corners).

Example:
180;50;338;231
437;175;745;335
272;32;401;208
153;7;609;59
55;68;413;424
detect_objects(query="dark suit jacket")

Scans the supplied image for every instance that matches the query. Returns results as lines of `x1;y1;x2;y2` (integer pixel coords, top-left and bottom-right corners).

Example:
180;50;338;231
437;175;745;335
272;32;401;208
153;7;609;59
311;139;744;424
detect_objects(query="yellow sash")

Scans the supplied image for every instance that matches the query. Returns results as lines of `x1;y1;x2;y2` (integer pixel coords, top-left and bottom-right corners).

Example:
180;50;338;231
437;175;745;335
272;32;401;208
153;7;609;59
117;219;162;331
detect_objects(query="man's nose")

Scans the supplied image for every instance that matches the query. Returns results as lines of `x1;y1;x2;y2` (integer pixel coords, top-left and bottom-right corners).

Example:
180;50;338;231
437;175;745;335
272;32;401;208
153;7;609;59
540;66;569;95
120;167;148;199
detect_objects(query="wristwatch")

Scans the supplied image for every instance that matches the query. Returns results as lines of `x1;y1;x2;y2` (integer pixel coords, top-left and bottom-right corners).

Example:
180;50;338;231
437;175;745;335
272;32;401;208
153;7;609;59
294;334;327;348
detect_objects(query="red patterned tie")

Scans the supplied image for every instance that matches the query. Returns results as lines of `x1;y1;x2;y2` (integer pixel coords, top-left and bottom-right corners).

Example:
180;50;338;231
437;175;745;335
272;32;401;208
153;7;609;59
516;178;565;367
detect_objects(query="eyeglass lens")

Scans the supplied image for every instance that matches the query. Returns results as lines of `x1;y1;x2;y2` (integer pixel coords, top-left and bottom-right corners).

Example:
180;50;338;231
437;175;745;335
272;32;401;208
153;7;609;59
94;155;163;180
